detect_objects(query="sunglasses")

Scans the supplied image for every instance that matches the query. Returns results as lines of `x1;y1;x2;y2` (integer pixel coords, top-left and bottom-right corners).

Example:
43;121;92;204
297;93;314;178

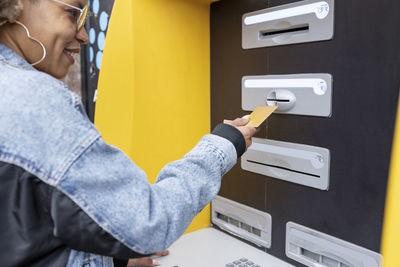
52;0;89;31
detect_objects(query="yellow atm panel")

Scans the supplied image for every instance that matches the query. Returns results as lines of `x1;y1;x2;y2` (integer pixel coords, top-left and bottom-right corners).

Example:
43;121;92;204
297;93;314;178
95;0;215;233
382;99;400;267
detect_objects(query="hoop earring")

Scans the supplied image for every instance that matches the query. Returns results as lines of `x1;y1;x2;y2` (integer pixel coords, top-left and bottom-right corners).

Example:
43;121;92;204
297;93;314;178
14;21;46;66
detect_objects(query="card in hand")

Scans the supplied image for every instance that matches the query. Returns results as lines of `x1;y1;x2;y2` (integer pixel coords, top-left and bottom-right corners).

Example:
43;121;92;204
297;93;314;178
246;106;277;127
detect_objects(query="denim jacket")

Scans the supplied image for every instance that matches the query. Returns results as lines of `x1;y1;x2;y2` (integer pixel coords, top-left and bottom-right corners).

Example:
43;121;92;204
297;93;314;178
0;43;239;266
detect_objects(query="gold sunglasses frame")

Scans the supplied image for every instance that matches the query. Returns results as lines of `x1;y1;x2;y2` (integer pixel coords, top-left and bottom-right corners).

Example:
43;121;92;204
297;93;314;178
52;0;89;31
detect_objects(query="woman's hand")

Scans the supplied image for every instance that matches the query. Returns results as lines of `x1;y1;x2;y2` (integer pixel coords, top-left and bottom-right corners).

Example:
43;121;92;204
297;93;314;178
126;250;169;267
223;115;257;150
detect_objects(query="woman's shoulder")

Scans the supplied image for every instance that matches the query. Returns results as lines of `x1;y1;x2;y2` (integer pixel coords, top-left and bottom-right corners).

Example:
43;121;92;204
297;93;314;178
0;65;95;136
0;65;75;107
0;66;100;185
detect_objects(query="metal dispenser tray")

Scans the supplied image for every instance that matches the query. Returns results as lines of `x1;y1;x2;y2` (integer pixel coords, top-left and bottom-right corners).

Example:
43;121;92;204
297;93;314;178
241;138;330;190
212;196;272;248
242;73;332;117
286;222;382;267
242;0;334;49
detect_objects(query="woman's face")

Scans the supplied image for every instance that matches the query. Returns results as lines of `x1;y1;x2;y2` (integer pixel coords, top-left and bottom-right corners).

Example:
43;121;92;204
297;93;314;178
6;0;89;79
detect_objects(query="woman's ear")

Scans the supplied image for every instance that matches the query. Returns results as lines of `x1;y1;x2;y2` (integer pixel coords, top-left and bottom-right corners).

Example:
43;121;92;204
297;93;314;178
0;0;23;23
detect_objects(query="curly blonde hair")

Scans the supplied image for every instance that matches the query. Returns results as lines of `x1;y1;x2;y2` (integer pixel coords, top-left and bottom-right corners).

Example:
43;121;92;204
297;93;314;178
0;0;23;24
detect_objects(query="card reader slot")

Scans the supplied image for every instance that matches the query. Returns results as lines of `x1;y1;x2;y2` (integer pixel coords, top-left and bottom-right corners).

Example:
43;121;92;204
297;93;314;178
242;74;333;117
266;98;290;102
259;25;309;39
246;159;320;178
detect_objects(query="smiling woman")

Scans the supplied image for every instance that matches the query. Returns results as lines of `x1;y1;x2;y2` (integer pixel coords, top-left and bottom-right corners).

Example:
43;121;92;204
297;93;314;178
0;0;256;267
0;0;89;78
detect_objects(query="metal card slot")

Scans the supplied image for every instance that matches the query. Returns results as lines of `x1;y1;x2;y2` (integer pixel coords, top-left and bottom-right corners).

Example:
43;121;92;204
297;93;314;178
241;138;330;190
260;24;310;39
211;196;272;248
242;0;334;49
242;73;332;117
286;222;382;267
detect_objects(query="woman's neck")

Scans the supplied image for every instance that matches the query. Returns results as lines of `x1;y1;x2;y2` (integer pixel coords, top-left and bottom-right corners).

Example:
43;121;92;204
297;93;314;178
0;23;31;63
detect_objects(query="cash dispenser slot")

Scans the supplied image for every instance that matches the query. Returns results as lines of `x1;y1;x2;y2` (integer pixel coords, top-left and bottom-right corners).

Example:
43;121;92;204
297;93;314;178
246;160;320;178
212;196;272;248
242;73;332;117
242;0;334;49
241;138;330;190
286;222;382;267
260;24;310;38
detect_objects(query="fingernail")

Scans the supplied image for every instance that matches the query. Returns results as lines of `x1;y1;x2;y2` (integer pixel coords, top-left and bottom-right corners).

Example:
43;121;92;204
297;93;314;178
152;259;160;266
223;120;228;123
242;115;250;119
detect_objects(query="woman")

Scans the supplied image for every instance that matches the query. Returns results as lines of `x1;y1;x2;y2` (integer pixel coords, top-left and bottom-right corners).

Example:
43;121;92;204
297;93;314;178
0;0;257;266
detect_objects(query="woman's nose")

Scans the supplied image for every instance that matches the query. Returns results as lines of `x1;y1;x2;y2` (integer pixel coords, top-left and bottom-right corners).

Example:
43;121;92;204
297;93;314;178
76;27;89;45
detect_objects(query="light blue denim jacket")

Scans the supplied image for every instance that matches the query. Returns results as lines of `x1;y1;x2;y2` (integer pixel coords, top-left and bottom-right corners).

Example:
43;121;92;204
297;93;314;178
0;43;237;266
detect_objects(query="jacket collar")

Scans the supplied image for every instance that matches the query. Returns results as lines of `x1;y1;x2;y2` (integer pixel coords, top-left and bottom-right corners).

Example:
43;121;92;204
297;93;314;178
0;42;35;70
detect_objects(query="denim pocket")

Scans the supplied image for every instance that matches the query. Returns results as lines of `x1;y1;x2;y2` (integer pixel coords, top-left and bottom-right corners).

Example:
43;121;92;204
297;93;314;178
82;254;91;267
82;254;114;267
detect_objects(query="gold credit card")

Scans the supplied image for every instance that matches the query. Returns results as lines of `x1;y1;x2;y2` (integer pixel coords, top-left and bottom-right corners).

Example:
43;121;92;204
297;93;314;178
246;106;278;127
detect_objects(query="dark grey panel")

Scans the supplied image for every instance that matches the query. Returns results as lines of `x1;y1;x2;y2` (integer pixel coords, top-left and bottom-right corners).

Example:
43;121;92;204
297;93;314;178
211;0;270;212
82;0;115;122
211;0;400;265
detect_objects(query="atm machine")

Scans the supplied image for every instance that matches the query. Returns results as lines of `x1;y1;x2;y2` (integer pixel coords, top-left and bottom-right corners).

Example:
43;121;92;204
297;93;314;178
160;0;400;266
95;0;400;266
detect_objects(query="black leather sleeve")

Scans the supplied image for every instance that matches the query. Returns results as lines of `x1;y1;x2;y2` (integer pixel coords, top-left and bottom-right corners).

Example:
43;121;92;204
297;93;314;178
212;123;246;158
50;187;147;259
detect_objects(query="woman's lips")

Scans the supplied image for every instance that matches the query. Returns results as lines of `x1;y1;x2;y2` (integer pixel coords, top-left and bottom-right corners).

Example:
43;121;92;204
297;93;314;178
63;49;79;65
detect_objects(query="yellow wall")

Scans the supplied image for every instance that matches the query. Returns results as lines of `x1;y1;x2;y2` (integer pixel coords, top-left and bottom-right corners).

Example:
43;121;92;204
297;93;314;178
381;99;400;266
95;0;214;233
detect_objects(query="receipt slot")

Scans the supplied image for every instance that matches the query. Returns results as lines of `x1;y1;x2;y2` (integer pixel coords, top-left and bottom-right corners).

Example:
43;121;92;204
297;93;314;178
242;74;332;117
286;222;382;267
242;0;334;49
241;138;330;190
212;196;272;248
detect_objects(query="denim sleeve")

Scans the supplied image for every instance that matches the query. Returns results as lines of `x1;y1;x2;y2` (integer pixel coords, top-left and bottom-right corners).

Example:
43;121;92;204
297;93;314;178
57;134;236;255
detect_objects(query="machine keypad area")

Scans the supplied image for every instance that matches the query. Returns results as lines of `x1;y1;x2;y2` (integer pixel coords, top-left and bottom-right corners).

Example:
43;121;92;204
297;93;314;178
226;257;261;267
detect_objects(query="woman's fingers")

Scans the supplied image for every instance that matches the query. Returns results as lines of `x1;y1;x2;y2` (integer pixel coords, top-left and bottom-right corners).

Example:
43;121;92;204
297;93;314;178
127;257;160;267
231;116;250;127
126;250;169;267
153;250;169;257
224;115;250;127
